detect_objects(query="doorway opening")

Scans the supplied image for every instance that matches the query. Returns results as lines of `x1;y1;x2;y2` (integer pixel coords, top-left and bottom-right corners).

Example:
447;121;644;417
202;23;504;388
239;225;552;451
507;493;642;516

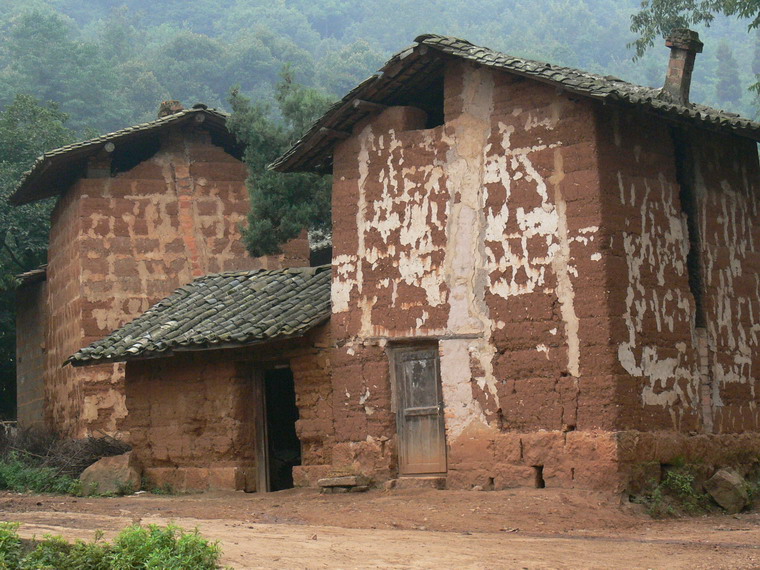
263;367;301;491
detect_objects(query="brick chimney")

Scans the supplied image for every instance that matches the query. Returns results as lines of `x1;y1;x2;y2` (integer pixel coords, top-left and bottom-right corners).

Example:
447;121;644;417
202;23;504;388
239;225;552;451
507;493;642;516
660;29;703;106
157;100;184;118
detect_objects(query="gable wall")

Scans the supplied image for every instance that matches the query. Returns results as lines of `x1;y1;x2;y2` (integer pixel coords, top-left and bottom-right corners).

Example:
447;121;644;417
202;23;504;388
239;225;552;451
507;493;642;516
329;60;623;487
40;126;309;437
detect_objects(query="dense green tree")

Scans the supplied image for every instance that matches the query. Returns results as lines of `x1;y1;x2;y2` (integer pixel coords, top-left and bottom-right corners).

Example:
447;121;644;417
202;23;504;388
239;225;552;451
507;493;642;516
0;11;130;132
228;73;333;257
315;39;385;96
631;0;760;57
0;95;75;419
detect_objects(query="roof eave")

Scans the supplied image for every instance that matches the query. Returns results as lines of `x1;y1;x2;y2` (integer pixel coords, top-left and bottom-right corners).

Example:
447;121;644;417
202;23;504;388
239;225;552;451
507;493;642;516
10;108;233;206
67;314;330;367
271;36;760;173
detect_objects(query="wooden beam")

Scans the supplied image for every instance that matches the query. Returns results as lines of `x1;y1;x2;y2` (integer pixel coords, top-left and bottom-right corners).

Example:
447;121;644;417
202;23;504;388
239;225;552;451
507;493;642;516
353;99;387;113
319;127;350;140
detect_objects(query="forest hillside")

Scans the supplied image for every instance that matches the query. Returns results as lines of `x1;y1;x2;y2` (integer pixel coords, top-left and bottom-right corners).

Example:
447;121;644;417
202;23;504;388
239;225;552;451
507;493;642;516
0;0;758;418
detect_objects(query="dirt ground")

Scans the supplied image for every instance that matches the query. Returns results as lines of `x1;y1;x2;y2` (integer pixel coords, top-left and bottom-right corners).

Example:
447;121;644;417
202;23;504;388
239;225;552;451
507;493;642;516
2;487;760;569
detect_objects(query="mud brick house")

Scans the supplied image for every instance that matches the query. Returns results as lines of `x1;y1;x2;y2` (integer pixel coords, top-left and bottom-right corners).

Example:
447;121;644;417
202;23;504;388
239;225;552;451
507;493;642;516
13;103;308;437
69;30;760;494
68;266;330;492
271;31;760;492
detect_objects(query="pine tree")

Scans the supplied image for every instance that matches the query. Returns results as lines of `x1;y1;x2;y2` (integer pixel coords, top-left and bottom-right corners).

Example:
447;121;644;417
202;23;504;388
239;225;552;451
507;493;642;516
227;70;333;257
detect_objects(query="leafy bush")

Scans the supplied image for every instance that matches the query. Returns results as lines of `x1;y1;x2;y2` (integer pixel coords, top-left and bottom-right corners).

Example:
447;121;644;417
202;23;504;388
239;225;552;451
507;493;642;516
0;522;23;569
633;464;711;518
0;522;221;569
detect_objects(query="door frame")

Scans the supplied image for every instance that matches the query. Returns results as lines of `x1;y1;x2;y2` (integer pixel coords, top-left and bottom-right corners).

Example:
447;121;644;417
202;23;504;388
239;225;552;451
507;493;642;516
252;371;270;493
389;343;448;475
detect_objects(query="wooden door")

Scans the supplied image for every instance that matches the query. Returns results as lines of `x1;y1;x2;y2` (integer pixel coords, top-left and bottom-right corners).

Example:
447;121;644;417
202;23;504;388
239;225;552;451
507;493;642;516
394;347;447;474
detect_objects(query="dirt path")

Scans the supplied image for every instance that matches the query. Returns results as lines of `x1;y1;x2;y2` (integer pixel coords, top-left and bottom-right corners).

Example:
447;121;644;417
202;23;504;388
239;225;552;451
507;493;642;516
2;488;760;568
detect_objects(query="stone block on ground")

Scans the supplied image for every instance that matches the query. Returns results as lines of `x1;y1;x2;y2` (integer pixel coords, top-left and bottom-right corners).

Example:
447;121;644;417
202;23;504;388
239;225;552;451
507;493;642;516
79;451;141;495
704;468;749;514
318;474;370;488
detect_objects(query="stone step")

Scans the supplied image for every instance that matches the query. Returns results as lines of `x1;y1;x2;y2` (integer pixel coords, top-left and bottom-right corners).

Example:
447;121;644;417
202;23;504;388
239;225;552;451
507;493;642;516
393;476;447;490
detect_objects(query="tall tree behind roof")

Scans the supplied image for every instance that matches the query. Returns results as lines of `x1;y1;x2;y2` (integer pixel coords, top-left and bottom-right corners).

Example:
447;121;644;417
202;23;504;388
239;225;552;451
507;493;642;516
0;95;75;419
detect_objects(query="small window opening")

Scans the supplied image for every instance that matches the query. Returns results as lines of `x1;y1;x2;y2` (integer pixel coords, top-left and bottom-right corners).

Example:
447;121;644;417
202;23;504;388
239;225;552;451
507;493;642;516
110;135;161;177
391;74;444;129
310;246;332;267
533;465;546;489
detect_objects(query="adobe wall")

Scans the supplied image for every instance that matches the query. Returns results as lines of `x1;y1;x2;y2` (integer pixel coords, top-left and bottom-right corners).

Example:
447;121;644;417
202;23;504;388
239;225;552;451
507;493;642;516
15;280;47;427
329;59;626;487
42;125;310;437
692;130;760;433
125;326;332;492
329;60;760;493
595;107;702;432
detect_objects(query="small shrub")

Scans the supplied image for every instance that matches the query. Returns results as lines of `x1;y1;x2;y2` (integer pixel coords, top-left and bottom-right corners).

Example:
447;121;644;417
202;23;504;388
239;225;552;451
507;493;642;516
0;522;23;569
109;524;221;569
0;523;221;569
150;483;176;495
633;464;711;518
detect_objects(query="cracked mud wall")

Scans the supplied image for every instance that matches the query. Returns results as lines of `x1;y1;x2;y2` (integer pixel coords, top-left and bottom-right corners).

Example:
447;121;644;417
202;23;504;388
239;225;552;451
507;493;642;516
41;126;310;437
328;59;760;491
596;108;701;433
330;61;614;486
597;109;760;436
692;130;760;433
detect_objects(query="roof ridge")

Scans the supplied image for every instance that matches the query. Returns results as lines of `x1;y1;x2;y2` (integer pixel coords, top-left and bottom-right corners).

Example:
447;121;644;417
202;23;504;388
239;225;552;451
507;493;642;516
11;105;233;206
271;34;760;173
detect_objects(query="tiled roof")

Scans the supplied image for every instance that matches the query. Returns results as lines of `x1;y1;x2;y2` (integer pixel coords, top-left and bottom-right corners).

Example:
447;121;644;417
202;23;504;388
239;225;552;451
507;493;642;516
272;34;760;173
11;105;237;205
68;266;331;366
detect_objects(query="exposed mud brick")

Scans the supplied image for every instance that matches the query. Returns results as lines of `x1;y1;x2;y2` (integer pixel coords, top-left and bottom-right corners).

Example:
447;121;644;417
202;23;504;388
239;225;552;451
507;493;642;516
15;280;47;428
571;461;623;492
493;463;536;489
208;467;246;491
446;468;495;489
520;431;565;466
496;378;568;431
448;423;496;469
293;465;334;488
493;433;523;463
31;130;311;437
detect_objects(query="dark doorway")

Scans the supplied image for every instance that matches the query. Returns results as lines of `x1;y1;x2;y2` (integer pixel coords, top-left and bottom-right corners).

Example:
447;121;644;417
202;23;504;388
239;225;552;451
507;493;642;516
264;368;301;491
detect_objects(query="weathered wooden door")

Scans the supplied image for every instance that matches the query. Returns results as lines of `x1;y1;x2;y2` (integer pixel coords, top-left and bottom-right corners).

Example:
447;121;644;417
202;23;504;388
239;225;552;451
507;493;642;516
394;347;447;474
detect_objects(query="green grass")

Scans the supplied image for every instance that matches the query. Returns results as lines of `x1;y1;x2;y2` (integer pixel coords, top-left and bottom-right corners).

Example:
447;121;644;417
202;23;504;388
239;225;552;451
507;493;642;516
0;453;82;495
0;521;221;569
633;464;712;518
